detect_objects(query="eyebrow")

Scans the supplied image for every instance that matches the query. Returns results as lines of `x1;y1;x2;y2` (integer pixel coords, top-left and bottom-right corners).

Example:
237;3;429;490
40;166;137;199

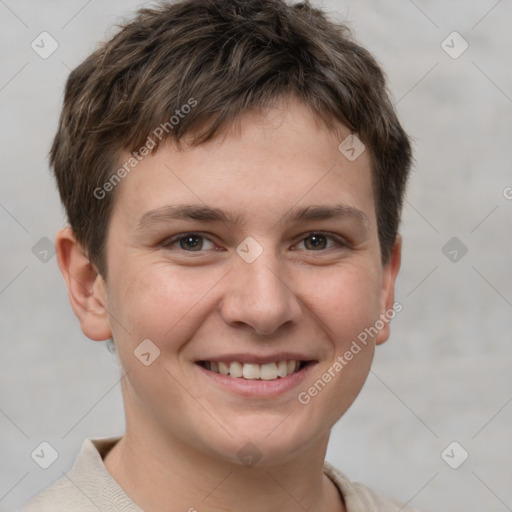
137;203;369;231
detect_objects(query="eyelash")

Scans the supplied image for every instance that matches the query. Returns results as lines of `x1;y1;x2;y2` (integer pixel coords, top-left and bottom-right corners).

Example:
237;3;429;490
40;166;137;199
161;232;348;253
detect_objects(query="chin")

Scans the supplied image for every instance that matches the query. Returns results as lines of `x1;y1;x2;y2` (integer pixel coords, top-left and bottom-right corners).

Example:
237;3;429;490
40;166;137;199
195;416;326;468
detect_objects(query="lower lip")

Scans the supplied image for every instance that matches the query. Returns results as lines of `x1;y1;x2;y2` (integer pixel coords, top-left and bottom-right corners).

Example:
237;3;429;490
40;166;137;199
195;363;315;397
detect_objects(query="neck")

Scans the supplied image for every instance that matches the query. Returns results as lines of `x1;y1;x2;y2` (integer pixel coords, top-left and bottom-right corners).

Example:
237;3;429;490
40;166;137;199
103;424;345;512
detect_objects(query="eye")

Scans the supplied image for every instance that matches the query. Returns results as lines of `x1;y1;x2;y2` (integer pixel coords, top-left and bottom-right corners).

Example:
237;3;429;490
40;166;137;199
162;232;216;252
161;231;347;253
295;232;346;251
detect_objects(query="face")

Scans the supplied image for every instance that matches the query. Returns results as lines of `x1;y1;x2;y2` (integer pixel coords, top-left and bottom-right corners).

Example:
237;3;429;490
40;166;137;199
92;98;400;466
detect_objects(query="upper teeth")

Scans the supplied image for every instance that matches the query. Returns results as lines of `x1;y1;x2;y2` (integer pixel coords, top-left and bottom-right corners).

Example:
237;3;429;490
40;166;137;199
206;360;301;380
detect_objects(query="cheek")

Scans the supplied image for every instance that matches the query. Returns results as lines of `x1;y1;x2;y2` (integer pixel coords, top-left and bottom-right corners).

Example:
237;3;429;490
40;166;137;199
294;268;381;431
315;263;382;344
108;263;226;350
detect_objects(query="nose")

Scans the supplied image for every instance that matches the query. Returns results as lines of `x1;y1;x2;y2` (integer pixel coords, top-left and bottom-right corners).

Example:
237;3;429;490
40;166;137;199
219;245;303;337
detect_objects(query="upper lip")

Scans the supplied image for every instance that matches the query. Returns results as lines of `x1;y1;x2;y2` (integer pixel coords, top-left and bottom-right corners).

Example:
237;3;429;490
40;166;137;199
195;352;316;365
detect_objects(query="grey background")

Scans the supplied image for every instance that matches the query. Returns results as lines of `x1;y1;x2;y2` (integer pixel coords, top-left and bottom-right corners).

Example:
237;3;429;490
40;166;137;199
1;0;511;510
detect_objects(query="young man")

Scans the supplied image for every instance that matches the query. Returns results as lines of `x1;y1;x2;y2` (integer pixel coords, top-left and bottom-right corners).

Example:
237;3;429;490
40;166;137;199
22;0;416;510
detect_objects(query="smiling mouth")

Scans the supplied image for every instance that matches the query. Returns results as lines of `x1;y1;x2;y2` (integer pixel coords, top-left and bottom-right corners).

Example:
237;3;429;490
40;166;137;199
196;360;312;380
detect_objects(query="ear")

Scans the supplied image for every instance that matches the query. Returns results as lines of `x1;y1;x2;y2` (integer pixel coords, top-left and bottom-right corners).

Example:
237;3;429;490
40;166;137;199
55;226;112;341
375;234;402;346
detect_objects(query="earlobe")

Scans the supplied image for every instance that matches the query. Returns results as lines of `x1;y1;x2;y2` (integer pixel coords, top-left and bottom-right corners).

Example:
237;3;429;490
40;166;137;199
55;226;112;341
375;234;402;346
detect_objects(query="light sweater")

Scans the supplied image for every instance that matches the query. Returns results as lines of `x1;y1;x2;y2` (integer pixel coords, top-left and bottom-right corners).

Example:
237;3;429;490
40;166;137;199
21;437;418;511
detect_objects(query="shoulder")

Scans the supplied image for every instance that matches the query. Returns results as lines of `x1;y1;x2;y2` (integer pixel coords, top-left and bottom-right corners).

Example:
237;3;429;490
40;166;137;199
20;436;140;512
324;461;420;512
20;473;97;511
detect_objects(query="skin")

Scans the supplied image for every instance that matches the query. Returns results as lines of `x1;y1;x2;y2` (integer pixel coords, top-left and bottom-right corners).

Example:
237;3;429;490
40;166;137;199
56;96;401;512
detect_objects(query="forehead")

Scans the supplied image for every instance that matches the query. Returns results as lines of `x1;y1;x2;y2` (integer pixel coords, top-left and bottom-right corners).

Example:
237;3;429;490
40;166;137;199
109;99;376;232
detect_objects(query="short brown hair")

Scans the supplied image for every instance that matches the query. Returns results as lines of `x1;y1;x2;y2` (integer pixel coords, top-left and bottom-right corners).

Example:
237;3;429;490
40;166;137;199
51;0;412;277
